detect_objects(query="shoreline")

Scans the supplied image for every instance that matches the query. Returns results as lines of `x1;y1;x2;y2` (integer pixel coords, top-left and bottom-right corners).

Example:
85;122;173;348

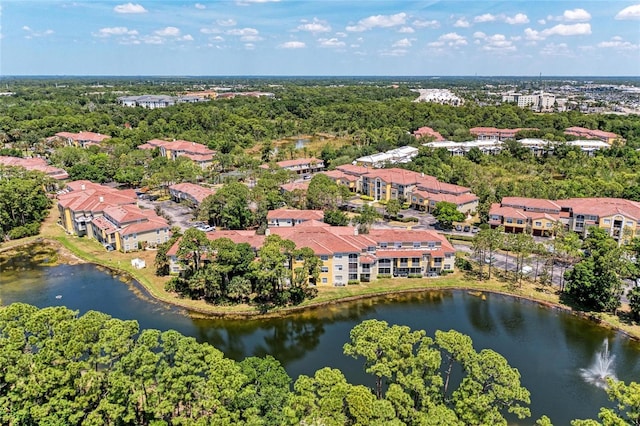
2;236;639;341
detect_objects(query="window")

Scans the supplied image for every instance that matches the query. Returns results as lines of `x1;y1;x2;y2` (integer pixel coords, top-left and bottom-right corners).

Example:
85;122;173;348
506;218;513;224
335;275;343;282
321;266;329;273
367;246;375;252
395;242;402;248
334;254;342;259
320;255;329;261
444;264;451;270
322;277;328;284
428;242;435;248
335;265;343;271
535;221;542;227
413;242;420;248
626;221;634;227
349;253;358;260
516;219;524;225
412;257;420;264
380;242;388;248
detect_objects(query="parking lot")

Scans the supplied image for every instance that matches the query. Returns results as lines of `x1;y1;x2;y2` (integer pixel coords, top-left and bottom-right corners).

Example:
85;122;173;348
138;197;196;231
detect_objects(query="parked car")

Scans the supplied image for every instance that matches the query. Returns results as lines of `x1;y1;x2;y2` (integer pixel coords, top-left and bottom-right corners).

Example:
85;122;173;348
196;224;215;232
463;225;470;232
471;227;479;233
455;224;462;231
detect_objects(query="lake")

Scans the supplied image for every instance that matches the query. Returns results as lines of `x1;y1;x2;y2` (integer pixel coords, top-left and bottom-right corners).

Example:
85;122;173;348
1;262;639;424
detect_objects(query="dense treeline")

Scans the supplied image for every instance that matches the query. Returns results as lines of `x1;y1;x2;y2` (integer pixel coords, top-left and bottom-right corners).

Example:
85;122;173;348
0;166;52;240
162;230;319;307
1;304;638;425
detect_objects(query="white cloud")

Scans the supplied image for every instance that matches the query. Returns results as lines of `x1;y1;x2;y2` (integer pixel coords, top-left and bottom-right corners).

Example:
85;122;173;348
392;38;412;47
453;17;470;28
538;19;546;25
180;34;194;41
155;27;180;37
430;32;467;48
279;41;305;49
473;31;486;39
114;3;147;14
227;27;259;36
413;19;439;29
336;32;347;38
524;28;544;41
195;3;205;9
615;4;640;20
504;13;529;25
471;13;529;25
141;35;164;44
597;36;639;50
318;37;346;47
244;43;255;49
200;28;220;34
398;26;415;33
381;49;407;56
209;36;224;42
217;19;237;27
562;8;591;21
482;34;516;52
346;12;406;32
540;42;571;56
22;26;54;38
297;18;331;33
226;27;263;42
94;26;138;37
474;13;496;23
542;23;591;37
548;9;591;22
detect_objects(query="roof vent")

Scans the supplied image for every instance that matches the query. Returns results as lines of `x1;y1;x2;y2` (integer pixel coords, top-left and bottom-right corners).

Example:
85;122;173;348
99;196;104;203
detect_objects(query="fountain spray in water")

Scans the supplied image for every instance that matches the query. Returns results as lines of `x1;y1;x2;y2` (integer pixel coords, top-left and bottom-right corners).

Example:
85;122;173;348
580;339;617;388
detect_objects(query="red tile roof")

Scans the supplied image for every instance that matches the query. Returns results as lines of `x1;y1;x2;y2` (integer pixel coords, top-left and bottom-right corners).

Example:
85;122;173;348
363;168;423;186
267;209;324;221
335;164;371;176
501;197;561;212
169;183;215;203
275;157;324;168
413;126;445;141
279;182;309;192
54;131;110;143
0;156;68;180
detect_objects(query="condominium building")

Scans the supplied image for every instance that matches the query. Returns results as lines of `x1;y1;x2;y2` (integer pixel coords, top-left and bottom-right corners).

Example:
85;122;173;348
564;127;622;144
0;156;69;180
425;138;609;157
328;166;478;214
267;209;324;227
49;131;111;148
489;196;640;244
355;146;419;168
168;183;216;207
260;157;325;176
57;181;170;251
138;139;216;169
166;221;456;285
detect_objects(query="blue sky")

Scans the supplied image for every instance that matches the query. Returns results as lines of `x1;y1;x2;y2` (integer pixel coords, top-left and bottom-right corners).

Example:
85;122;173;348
1;1;639;76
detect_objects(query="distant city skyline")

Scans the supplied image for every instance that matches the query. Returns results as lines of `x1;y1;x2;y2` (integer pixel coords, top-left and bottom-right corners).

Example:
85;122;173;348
1;1;639;76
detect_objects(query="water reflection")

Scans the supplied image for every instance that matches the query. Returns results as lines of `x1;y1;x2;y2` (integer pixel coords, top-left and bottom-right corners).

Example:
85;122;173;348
2;262;640;425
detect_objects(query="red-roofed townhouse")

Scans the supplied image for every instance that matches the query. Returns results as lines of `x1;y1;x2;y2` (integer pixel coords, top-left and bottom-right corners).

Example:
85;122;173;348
167;221;455;285
57;181;170;251
559;198;640;244
564;127;622;145
169;183;215;207
361;168;422;202
52;131;111;148
139;139;216;169
413;126;445;141
267;209;324;227
469;127;533;141
321;169;360;192
0;156;69;180
260;157;325;176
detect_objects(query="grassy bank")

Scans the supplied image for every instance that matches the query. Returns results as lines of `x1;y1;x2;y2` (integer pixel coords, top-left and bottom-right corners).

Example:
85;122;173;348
4;206;639;338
